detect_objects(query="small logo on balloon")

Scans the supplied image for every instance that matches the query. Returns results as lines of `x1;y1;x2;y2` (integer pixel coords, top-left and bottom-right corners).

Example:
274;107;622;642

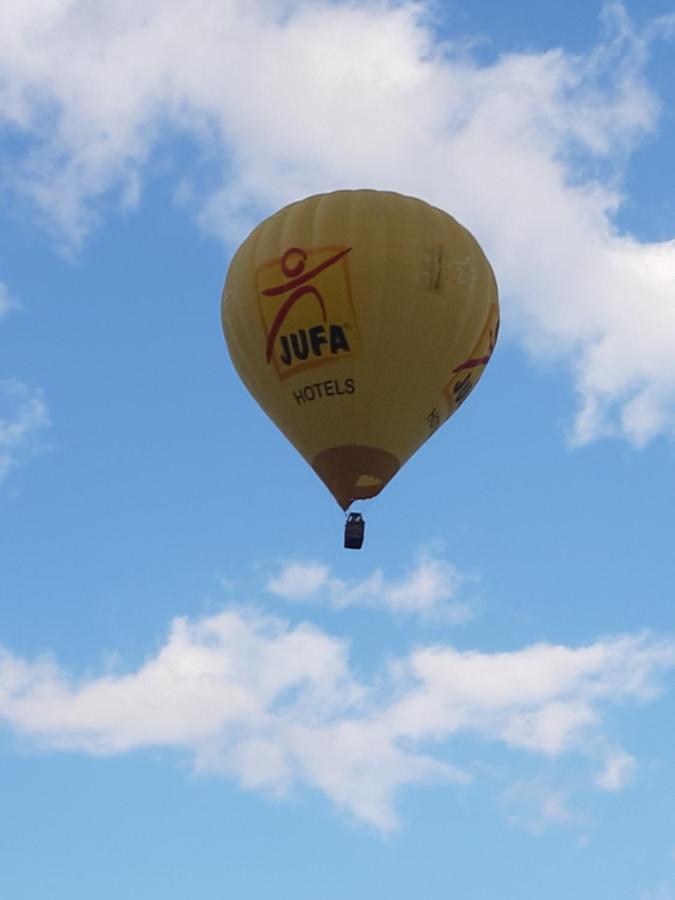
257;246;361;379
443;303;499;414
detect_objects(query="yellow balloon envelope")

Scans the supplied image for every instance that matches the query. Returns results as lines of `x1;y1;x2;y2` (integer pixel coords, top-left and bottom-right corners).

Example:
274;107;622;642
222;190;498;509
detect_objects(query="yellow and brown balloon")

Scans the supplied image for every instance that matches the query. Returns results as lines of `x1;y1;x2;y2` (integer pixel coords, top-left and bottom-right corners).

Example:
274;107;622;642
222;189;498;509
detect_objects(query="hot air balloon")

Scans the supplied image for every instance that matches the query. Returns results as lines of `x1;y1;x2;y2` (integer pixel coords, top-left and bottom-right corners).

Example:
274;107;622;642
221;190;498;548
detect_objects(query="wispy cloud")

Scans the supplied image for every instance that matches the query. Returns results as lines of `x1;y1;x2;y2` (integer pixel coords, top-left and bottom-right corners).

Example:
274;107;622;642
267;562;332;602
0;281;18;321
640;883;675;900
1;608;672;829
0;378;50;482
500;777;580;835
1;2;675;442
595;748;636;791
266;548;471;621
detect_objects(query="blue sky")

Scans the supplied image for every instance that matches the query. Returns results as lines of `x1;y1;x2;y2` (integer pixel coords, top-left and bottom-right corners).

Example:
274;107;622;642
2;1;675;897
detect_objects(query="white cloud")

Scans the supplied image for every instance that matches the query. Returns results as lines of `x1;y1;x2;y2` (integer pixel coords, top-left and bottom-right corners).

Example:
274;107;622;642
266;549;471;621
267;562;332;602
0;293;46;485
1;1;675;441
384;634;675;757
595;748;636;790
0;609;673;829
0;378;50;482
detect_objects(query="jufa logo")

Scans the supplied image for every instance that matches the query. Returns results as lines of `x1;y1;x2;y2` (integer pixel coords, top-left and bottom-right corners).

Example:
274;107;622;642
256;245;361;379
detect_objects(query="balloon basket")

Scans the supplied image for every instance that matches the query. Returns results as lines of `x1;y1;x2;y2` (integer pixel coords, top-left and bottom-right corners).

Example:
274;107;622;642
344;512;365;550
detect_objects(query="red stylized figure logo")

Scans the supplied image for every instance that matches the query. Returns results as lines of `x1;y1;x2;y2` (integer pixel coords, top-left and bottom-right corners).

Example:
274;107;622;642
261;246;352;363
